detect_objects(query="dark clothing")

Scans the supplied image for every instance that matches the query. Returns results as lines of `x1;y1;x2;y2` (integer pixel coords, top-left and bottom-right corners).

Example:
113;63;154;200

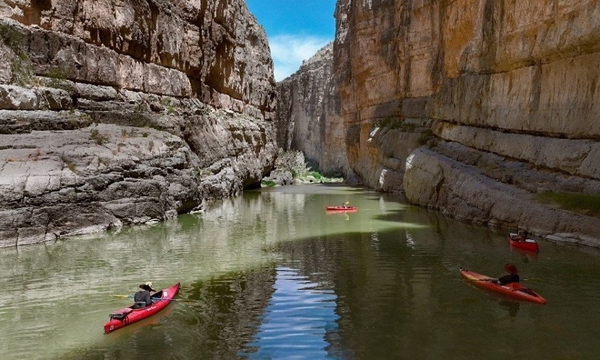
497;273;520;285
133;290;153;308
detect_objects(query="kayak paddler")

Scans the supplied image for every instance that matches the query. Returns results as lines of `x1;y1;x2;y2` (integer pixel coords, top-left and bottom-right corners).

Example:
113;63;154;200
486;263;520;285
133;282;156;308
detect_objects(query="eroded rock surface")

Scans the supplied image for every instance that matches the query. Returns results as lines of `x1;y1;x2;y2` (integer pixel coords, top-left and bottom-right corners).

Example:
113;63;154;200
339;0;600;246
276;43;354;178
280;0;600;246
0;0;277;246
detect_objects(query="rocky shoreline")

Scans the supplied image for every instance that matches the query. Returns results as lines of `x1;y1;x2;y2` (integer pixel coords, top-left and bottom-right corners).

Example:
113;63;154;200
0;1;278;247
0;85;277;247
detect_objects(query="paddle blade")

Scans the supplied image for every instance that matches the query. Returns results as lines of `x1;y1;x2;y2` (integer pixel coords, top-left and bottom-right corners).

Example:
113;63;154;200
112;295;132;299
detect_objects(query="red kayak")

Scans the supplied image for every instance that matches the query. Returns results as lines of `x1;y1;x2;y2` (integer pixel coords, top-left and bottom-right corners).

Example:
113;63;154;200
326;206;358;212
508;233;539;252
104;282;180;334
460;269;546;304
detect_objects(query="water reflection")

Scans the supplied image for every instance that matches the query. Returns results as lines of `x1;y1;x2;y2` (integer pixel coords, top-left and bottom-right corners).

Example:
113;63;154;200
509;247;539;262
241;267;339;359
2;185;600;359
498;300;521;317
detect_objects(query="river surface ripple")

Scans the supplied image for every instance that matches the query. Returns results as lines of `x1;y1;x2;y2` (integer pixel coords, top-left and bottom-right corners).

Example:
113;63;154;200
1;184;600;359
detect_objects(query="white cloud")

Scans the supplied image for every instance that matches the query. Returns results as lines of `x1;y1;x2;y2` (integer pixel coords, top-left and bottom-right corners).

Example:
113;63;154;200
269;34;331;82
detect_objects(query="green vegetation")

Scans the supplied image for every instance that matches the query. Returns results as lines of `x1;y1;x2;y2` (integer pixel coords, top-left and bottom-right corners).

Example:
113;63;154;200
48;66;67;80
0;23;25;51
372;117;424;132
373;117;401;130
90;128;109;145
305;171;323;180
160;97;177;115
12;53;33;86
1;23;34;86
261;180;277;187
47;66;69;89
264;150;341;186
536;191;600;218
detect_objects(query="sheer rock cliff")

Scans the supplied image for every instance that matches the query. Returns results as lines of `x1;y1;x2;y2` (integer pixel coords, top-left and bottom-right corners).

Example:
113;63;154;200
0;0;277;247
276;43;354;178
280;0;600;247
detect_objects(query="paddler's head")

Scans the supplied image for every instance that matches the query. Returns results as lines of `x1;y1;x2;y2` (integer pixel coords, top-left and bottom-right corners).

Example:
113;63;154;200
140;282;156;292
504;263;518;274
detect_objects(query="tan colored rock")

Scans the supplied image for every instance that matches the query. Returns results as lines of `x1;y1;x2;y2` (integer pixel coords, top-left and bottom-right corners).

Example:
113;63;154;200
2;0;275;111
319;0;600;245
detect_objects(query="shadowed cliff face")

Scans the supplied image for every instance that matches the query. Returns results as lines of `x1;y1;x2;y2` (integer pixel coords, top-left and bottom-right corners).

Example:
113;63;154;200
276;43;354;178
0;0;278;246
280;0;600;246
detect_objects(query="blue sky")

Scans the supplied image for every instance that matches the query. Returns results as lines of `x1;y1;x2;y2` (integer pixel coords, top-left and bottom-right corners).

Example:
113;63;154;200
246;0;337;81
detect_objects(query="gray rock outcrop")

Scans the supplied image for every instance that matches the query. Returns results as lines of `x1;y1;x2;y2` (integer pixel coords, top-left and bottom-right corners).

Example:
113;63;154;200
277;43;352;177
0;0;278;247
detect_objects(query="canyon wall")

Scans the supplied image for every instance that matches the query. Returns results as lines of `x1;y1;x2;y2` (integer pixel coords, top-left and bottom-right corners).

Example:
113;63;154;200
276;43;353;177
283;0;600;246
0;0;278;247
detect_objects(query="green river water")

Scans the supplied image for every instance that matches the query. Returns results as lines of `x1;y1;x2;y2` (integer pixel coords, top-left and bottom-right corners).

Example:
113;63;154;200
1;184;600;359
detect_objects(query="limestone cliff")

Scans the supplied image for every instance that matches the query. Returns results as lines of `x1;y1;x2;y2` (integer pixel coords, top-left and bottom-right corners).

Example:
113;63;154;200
0;0;278;247
276;43;353;177
282;0;600;246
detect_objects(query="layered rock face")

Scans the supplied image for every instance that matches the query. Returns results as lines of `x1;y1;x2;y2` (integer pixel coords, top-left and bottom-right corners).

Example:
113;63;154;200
283;0;600;246
0;0;278;246
338;0;600;245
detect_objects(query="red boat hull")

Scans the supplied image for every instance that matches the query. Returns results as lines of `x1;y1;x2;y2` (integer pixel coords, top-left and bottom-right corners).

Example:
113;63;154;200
508;233;539;252
326;206;357;212
460;269;546;304
104;282;180;334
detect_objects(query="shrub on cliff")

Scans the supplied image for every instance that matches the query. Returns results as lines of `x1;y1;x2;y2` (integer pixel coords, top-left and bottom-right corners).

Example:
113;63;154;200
261;150;342;186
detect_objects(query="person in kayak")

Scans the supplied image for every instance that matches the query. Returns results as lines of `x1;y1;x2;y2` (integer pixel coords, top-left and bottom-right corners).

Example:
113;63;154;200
516;230;529;241
487;263;520;285
133;282;156;308
342;201;350;208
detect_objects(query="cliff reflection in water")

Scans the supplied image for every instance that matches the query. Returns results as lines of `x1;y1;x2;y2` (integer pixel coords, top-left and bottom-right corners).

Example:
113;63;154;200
241;267;340;359
4;185;600;359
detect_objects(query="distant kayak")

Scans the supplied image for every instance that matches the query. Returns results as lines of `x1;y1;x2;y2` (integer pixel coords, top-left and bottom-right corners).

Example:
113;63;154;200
104;282;180;334
508;233;539;252
326;206;357;212
460;268;546;304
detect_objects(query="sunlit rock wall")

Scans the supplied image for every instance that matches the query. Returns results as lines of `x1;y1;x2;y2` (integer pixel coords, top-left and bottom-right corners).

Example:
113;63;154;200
333;0;600;245
0;0;278;246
